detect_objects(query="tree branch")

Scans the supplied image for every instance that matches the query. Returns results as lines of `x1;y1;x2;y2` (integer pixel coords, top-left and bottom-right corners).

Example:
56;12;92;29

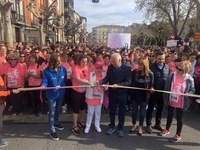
0;0;6;7
4;1;14;10
178;1;195;36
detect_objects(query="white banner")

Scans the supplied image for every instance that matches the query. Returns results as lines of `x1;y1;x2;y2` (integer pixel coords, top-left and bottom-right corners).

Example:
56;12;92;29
167;40;178;47
107;33;131;49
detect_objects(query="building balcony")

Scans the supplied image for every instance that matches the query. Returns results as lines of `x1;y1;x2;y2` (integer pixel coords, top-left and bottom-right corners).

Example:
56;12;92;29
31;20;38;27
15;14;25;23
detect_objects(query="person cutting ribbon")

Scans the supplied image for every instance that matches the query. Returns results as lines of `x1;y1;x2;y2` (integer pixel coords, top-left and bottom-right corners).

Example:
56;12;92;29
41;53;67;141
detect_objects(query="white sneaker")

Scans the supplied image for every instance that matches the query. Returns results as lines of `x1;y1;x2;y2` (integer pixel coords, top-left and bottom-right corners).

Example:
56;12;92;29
84;127;90;134
95;126;102;133
62;106;66;114
64;104;68;110
0;139;9;148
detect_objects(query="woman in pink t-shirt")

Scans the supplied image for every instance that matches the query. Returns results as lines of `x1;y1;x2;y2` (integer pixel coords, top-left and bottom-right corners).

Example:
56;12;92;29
5;54;25;115
71;54;93;135
25;54;42;116
159;61;195;143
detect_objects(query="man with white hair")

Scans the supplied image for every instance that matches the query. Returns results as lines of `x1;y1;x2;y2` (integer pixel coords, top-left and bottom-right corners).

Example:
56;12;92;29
99;53;132;137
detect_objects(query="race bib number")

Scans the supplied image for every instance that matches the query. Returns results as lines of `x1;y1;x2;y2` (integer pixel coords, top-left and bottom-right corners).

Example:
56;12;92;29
8;80;17;86
29;70;36;74
92;88;102;99
170;94;179;103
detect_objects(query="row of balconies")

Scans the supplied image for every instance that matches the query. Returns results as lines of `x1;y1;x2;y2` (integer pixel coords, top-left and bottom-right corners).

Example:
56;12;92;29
11;13;25;24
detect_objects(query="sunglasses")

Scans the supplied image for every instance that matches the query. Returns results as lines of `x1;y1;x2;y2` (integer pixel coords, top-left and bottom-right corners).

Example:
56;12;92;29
10;59;17;61
176;67;183;71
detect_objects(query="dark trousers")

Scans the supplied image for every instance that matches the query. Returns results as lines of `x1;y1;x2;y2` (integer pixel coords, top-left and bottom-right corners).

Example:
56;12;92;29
30;89;41;113
109;93;127;130
146;92;164;126
63;79;72;108
7;90;24;113
132;100;147;126
166;105;183;136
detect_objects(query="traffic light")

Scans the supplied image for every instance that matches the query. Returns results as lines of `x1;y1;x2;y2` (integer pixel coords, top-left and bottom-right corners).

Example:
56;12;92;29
92;0;99;3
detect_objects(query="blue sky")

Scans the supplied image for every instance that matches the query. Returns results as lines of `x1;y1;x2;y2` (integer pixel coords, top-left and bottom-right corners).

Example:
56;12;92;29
74;0;144;32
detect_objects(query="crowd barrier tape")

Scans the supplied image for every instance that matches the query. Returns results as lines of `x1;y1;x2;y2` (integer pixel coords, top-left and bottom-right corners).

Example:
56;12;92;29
18;84;200;99
18;85;91;91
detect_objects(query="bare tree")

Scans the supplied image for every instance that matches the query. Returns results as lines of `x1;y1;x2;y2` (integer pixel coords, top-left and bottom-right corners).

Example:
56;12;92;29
64;16;84;43
134;0;196;37
193;0;200;31
0;0;14;46
27;0;64;45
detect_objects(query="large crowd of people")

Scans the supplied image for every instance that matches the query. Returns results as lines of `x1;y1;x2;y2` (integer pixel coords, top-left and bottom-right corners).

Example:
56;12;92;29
0;41;199;145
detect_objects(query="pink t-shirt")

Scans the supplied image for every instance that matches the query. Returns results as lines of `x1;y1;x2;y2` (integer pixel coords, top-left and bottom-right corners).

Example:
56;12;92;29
41;62;48;71
103;65;108;74
70;60;75;68
62;62;72;80
169;62;176;74
19;62;27;73
0;56;6;64
132;64;138;71
169;75;184;108
86;74;103;106
6;64;25;88
27;64;42;87
72;65;90;93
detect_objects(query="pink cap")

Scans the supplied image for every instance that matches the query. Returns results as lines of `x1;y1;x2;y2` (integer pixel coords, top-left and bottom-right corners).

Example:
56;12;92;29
95;61;104;67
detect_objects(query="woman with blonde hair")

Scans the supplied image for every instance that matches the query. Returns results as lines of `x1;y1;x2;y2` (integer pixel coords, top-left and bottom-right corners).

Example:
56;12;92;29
159;61;195;143
130;58;154;136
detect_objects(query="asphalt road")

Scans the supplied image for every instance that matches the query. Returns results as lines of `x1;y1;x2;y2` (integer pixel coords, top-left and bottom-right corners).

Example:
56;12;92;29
1;109;200;150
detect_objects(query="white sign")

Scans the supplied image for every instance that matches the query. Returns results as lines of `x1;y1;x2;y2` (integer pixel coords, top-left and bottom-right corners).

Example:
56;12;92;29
107;33;131;49
167;40;178;47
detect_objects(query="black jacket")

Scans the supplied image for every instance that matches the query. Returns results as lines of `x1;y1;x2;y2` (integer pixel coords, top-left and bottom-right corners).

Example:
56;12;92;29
130;70;154;101
150;63;169;90
99;64;132;95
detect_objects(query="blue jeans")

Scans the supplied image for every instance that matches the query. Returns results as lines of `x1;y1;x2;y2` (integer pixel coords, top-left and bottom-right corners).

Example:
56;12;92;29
132;100;147;127
109;93;127;130
48;99;63;133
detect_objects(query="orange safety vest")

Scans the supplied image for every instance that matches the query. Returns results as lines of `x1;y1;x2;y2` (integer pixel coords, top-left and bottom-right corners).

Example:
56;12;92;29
0;76;10;97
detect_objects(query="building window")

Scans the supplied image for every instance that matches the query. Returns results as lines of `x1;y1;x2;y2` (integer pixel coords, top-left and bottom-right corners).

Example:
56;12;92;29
16;1;20;15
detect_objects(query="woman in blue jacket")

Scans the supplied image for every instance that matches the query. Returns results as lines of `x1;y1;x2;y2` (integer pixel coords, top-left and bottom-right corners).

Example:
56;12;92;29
41;53;67;141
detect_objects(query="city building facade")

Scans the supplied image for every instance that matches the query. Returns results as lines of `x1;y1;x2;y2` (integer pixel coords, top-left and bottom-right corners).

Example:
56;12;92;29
0;0;87;45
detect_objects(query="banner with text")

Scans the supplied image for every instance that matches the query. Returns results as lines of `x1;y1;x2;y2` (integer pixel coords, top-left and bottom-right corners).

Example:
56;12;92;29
107;33;131;49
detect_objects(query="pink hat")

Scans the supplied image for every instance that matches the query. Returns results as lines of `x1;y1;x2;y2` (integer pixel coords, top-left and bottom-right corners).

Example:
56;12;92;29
95;61;104;67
